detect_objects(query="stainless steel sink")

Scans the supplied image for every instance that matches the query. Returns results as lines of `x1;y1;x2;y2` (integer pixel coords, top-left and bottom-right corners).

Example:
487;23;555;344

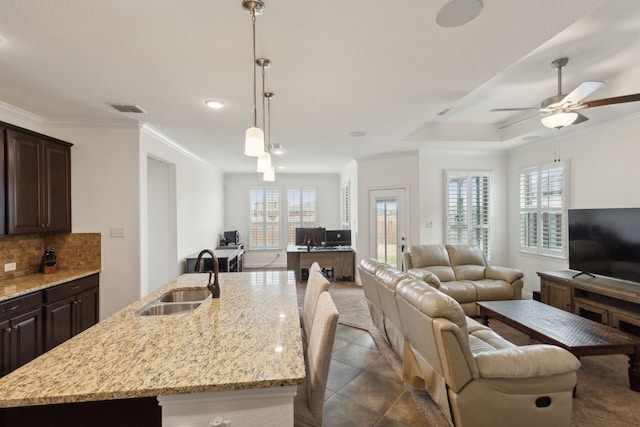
137;302;202;316
158;288;211;303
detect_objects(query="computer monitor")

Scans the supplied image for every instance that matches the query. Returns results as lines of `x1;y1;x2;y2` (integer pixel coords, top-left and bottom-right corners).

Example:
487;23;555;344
325;230;351;247
295;227;326;246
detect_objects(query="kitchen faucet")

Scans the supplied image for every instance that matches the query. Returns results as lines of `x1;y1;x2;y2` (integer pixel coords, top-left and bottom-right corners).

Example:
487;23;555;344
194;249;220;298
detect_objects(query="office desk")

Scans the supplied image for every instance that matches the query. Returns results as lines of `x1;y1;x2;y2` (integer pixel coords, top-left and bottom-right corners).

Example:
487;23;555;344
286;244;354;282
185;245;244;273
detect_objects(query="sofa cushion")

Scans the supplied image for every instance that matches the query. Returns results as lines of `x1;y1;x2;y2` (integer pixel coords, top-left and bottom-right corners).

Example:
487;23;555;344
438;280;477;304
446;245;487;281
375;268;412;291
409;245;456;282
360;258;390;274
396;280;468;335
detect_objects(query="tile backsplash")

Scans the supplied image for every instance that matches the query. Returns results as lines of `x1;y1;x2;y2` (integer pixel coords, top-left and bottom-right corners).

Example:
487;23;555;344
0;233;101;280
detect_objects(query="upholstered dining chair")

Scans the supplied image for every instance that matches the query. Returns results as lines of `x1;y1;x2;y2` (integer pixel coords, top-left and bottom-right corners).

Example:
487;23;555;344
301;268;330;341
294;291;339;427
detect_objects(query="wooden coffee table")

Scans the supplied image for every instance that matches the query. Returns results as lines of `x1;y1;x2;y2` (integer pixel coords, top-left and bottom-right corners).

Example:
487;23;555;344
477;299;640;392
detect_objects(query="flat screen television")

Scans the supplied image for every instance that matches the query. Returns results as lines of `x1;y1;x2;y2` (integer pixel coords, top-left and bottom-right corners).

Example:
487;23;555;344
295;227;326;246
568;208;640;283
325;230;351;246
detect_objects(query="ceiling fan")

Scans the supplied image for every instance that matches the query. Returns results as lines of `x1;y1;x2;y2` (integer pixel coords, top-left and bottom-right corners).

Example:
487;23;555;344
491;57;640;129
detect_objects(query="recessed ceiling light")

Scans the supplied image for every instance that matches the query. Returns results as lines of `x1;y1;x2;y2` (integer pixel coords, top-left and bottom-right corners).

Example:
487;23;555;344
277;165;286;170
436;0;483;28
271;143;284;155
349;131;366;137
205;100;225;110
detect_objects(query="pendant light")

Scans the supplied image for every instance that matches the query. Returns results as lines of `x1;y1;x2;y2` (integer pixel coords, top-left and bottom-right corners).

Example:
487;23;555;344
262;91;275;181
256;58;272;172
243;0;265;157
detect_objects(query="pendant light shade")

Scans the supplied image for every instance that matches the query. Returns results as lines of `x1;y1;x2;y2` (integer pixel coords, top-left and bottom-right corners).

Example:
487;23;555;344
245;127;265;156
257;151;272;172
243;0;265;157
263;165;275;182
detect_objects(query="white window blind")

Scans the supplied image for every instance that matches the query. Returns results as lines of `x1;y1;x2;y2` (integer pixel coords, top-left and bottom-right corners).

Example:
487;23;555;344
519;162;566;257
249;187;280;249
287;188;317;244
341;182;350;229
445;171;491;259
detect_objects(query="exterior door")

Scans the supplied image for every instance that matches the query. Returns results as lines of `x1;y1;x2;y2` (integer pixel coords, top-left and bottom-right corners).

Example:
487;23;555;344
369;188;408;269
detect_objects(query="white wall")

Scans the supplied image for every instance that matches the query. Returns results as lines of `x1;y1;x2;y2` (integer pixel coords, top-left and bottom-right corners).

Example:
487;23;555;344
356;151;420;268
224;173;340;268
418;149;509;265
44;122;141;319
507;113;640;296
140;126;224;293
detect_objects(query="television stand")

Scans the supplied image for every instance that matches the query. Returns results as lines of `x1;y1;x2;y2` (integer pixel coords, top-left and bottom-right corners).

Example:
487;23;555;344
572;271;595;279
538;271;640;337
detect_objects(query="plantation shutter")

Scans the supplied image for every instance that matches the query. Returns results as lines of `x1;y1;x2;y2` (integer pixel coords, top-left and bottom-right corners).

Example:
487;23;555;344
445;171;491;259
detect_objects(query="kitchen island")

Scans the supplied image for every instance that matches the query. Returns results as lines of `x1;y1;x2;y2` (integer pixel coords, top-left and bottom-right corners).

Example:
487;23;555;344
0;271;305;426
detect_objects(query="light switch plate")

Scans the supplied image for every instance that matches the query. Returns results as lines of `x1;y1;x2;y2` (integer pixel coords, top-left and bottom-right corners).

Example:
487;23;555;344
110;226;127;238
4;262;16;272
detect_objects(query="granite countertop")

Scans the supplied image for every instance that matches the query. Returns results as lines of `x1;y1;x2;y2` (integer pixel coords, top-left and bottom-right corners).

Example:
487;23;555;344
0;271;305;408
0;269;102;302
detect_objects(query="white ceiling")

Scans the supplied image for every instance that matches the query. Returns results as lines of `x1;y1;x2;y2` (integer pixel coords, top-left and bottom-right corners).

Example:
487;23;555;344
1;0;640;174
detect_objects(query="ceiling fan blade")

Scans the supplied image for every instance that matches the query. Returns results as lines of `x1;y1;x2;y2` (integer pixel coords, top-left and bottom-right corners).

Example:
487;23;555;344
498;114;539;130
560;81;604;106
580;93;640;109
490;107;538;112
572;112;589;125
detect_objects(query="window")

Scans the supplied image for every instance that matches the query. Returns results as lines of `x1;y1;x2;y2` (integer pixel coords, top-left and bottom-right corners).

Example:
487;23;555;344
519;162;566;257
287;188;317;244
445;171;491;259
249;188;280;249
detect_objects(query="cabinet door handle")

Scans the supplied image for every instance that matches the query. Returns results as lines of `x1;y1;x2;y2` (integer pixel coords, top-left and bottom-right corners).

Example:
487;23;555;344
1;305;19;313
4;328;11;334
72;285;81;290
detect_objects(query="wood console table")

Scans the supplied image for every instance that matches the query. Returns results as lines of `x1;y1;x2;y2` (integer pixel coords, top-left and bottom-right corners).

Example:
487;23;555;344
286;245;354;282
538;270;640;336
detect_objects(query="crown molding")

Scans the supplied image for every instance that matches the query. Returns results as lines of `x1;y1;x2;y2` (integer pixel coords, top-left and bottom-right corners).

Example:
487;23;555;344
0;101;44;127
141;123;206;164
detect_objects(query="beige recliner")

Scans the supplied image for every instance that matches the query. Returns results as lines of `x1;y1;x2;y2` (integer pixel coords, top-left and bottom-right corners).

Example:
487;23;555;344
358;258;389;332
403;244;524;316
396;279;581;427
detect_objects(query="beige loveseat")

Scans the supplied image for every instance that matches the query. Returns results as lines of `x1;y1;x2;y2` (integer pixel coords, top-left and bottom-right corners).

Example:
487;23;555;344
402;244;524;316
357;259;581;427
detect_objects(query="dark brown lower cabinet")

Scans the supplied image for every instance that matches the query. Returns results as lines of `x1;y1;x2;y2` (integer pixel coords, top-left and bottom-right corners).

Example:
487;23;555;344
0;292;44;377
0;397;161;427
0;274;99;375
44;274;99;351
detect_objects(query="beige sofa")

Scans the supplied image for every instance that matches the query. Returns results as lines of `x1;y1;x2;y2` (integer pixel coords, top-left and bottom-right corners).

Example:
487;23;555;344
402;244;524;316
357;259;581;427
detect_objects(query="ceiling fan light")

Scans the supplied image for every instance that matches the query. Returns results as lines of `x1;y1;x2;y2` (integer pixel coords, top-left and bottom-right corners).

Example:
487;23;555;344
257;151;272;172
244;127;265;156
263;166;275;182
541;111;578;129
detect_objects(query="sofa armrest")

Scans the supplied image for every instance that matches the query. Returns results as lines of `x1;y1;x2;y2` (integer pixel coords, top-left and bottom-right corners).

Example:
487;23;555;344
407;268;441;289
484;265;524;283
475;345;580;378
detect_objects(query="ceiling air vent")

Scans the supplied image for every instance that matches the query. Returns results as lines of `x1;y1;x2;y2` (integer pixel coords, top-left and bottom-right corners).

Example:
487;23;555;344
109;104;146;113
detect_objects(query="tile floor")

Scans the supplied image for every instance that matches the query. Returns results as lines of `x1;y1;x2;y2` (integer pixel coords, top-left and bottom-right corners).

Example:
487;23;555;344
323;324;429;426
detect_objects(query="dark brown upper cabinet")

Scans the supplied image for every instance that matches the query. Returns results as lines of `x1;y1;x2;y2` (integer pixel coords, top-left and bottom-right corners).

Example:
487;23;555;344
4;126;72;235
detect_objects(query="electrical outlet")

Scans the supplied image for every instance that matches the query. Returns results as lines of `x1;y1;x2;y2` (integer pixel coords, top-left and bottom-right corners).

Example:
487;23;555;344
4;262;16;272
